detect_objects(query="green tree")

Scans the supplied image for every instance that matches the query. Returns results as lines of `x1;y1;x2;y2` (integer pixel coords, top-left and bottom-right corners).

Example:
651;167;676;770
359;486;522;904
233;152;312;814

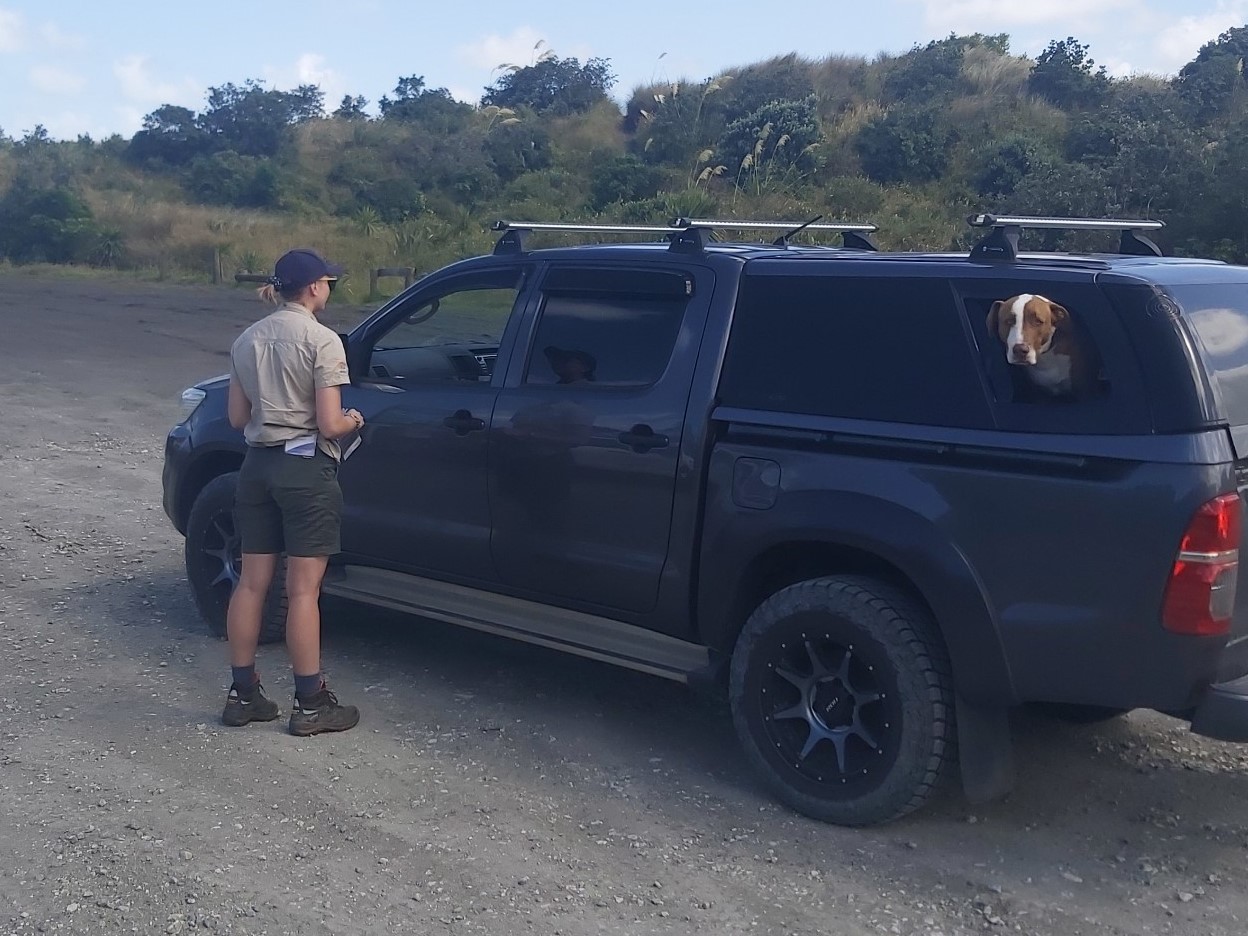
718;96;820;185
482;56;615;115
198;80;324;157
855;107;954;184
1028;37;1109;108
186;151;281;207
334;95;369;120
482;119;552;182
378;76;472;130
0;185;99;263
633;77;728;167
883;36;966;102
127;105;209;166
973;134;1048;197
1176;25;1248;121
588;154;665;209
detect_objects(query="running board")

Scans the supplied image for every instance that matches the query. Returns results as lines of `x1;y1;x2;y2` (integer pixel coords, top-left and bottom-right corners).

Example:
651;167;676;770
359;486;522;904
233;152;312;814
321;566;713;683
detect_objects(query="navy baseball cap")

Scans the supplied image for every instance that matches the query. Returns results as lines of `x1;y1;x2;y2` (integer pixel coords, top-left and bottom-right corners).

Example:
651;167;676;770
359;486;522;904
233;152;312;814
272;248;344;291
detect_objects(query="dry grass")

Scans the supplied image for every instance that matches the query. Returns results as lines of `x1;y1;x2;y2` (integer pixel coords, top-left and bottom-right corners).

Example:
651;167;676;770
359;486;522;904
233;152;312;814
80;190;496;301
812;53;869;118
961;47;1031;98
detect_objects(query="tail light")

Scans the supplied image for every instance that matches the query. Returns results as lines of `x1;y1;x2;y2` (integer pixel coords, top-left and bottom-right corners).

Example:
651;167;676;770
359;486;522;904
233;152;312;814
1162;493;1242;636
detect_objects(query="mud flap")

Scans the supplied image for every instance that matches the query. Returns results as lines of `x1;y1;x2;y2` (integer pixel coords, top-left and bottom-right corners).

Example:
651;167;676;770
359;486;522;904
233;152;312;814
956;695;1015;804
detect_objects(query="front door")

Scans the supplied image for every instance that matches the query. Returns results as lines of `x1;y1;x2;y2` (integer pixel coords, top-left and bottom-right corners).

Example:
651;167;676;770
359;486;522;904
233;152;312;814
488;264;710;614
338;265;528;584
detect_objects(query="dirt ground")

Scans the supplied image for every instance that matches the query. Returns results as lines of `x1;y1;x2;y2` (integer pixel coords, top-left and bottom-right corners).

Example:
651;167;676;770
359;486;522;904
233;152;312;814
4;270;1248;936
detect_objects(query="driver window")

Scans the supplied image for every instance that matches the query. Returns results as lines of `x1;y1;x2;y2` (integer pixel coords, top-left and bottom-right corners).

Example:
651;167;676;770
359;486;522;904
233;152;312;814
367;270;523;385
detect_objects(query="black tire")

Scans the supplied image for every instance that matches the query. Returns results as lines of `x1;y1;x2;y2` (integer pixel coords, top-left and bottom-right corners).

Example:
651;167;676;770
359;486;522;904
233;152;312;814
184;472;287;644
729;575;953;827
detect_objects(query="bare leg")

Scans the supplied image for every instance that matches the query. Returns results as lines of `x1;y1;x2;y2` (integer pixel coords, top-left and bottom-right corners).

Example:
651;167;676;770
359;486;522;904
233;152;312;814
285;555;330;678
226;553;279;668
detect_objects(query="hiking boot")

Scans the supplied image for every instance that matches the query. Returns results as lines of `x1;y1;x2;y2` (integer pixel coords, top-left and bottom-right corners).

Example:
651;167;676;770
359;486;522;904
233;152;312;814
221;679;281;727
288;684;360;736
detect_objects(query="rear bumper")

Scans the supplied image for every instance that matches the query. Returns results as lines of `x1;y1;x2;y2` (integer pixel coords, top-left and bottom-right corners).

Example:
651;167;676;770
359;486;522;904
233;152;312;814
1191;675;1248;742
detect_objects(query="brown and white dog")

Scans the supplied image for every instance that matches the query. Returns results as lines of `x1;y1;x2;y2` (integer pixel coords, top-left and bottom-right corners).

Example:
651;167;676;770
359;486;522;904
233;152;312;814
986;294;1092;398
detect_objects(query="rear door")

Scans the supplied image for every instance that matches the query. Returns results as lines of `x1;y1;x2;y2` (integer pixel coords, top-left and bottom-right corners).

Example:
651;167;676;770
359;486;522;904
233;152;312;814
488;263;712;614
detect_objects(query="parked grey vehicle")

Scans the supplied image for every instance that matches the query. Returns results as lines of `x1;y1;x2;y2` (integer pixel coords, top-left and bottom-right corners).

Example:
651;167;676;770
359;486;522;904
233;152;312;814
163;214;1248;826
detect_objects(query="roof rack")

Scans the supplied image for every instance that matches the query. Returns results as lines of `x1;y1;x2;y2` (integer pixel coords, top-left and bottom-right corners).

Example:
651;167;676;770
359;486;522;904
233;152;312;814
491;216;879;255
491;220;695;254
672;217;879;250
967;213;1165;262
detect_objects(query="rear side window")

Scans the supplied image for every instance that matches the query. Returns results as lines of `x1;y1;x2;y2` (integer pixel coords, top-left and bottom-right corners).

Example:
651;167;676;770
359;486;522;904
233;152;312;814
957;280;1150;434
524;267;692;387
1173;283;1248;426
720;274;993;429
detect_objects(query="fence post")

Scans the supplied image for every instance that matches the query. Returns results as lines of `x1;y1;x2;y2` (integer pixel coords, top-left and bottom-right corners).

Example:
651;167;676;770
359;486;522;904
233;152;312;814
369;268;379;298
211;248;221;285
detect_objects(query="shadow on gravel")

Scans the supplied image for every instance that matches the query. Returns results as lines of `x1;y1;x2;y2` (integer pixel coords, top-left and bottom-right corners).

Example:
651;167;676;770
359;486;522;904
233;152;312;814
88;568;1248;839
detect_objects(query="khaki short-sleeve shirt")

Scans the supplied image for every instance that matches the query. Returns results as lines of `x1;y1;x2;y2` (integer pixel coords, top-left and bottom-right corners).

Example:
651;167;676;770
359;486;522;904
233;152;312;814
229;302;349;459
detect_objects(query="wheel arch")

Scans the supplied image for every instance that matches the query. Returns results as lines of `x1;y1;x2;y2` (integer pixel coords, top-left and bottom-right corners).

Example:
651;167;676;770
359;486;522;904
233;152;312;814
176;449;243;531
697;494;1018;706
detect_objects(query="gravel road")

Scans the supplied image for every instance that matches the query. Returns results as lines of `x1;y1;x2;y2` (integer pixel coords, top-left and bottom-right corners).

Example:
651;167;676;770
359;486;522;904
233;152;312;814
4;270;1248;936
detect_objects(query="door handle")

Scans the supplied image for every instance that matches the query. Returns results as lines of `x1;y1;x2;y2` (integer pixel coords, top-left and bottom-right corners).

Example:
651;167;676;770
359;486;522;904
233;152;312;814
618;424;669;453
443;409;486;435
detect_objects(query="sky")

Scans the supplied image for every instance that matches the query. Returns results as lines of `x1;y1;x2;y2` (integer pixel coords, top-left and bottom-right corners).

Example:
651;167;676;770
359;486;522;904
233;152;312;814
0;0;1245;141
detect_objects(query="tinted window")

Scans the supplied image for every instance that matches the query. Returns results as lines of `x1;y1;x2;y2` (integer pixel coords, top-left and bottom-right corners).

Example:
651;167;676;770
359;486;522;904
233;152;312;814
368;268;522;384
720;274;992;429
957;279;1150;435
961;292;1110;404
525;277;688;387
1173;282;1248;426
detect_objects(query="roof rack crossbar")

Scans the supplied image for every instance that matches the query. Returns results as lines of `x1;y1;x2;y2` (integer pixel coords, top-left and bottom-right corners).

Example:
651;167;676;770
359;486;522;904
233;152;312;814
491;219;703;255
967;213;1166;262
491;217;880;255
674;216;879;250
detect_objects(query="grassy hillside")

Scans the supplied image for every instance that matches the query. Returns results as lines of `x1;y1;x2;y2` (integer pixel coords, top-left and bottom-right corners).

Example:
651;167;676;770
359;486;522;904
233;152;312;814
3;29;1248;300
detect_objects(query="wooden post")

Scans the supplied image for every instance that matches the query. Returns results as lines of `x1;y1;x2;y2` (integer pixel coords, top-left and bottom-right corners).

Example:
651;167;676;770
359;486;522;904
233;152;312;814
211;248;221;285
369;268;379;298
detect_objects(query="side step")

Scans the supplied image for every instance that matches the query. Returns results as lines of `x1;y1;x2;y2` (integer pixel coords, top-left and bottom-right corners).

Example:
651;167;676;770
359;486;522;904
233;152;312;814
321;565;714;683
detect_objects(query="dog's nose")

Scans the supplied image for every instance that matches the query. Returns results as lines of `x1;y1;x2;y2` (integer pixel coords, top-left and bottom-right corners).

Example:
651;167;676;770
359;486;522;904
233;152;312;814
1012;342;1031;360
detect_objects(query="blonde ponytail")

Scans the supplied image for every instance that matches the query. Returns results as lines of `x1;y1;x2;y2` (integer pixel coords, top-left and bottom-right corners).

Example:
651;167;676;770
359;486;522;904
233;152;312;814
256;283;280;305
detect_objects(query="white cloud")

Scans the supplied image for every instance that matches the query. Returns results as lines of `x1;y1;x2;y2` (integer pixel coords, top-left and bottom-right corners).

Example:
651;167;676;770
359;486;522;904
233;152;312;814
1103;58;1138;78
0;6;24;53
457;26;551;72
261;53;345;111
115;105;146;136
39;21;85;50
29;63;85;94
447;84;482;105
113;54;200;107
1154;3;1248;73
38;110;108;140
915;0;1136;33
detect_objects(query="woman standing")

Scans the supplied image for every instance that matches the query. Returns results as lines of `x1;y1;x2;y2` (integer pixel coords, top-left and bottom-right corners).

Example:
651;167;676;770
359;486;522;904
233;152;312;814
221;248;363;736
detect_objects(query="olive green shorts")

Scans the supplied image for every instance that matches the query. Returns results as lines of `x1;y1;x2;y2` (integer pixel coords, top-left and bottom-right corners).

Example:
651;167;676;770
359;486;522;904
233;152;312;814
235;445;342;557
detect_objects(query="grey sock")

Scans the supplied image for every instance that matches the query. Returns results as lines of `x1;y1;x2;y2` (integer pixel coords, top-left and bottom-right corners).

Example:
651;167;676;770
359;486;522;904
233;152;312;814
294;672;322;699
231;665;256;694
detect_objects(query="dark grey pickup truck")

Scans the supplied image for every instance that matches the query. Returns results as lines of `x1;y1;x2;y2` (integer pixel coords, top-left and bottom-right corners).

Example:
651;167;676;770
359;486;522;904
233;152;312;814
163;214;1248;825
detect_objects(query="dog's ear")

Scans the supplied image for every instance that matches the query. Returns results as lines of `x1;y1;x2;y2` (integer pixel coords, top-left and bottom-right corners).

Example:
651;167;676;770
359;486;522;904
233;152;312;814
1048;302;1070;328
986;301;1005;335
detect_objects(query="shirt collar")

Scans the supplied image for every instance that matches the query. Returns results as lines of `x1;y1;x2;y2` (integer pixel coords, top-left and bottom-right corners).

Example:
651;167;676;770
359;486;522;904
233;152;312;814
279;301;316;319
